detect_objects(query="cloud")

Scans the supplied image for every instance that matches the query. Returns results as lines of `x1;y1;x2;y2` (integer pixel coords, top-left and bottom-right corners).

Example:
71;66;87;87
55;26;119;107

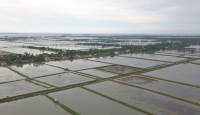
0;0;200;34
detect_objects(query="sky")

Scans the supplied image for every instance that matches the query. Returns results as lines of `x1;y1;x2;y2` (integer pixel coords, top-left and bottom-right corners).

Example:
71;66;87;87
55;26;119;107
0;0;200;34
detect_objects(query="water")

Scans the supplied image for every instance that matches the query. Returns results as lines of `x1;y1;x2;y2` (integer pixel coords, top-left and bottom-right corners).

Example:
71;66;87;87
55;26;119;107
36;73;94;87
117;76;200;104
79;69;118;78
0;95;71;115
0;67;24;83
85;81;200;115
192;59;200;64
10;63;64;78
0;47;54;55
46;59;110;70
120;53;185;62
143;63;200;87
49;87;146;115
0;80;45;99
89;57;169;68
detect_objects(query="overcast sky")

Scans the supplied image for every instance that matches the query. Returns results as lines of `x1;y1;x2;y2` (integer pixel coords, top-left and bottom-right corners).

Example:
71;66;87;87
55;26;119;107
0;0;200;34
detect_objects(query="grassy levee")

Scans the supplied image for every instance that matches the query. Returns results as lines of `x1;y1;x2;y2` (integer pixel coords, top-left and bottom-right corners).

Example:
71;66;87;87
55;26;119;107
45;94;80;115
0;79;25;85
113;80;200;107
45;64;66;69
118;55;174;63
71;71;100;79
33;72;68;79
0;79;99;104
82;87;155;115
142;74;200;89
25;79;51;88
6;67;30;79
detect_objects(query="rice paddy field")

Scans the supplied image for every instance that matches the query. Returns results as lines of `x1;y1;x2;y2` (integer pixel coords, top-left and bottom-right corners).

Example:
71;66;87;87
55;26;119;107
10;63;64;78
46;59;111;70
89;56;169;68
0;67;25;83
142;63;200;87
1;54;200;115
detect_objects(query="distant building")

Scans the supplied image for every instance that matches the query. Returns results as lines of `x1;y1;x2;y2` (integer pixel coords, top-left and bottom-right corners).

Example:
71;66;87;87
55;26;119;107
45;57;51;61
0;61;7;66
185;45;200;52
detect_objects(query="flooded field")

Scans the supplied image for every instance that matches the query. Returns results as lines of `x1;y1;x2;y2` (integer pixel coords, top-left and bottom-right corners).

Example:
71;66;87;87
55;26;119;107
117;75;200;104
0;80;45;99
143;63;200;87
36;73;94;87
85;81;200;115
0;96;71;115
120;53;185;62
0;67;25;83
46;59;110;70
10;63;64;78
192;59;200;64
101;65;141;74
79;69;118;78
89;57;169;68
0;47;54;55
49;87;146;115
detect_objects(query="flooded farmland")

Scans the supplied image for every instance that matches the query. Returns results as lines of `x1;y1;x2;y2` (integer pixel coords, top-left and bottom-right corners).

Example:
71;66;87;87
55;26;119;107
0;80;45;99
0;47;54;55
0;67;25;83
117;75;200;104
79;69;118;78
0;96;71;115
49;87;147;115
143;63;200;87
89;56;169;68
36;73;94;87
10;63;64;78
46;59;111;70
85;81;200;115
120;53;186;62
192;59;200;64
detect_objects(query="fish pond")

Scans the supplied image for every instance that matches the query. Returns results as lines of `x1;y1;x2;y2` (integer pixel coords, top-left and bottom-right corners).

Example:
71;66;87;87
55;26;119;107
79;69;118;78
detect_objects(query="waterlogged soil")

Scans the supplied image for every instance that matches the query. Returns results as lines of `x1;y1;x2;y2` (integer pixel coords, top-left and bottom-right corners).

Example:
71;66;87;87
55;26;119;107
79;69;118;78
46;59;110;70
117;75;200;104
36;73;94;87
0;96;71;115
143;63;200;87
0;67;25;83
0;80;45;99
89;57;169;68
49;88;147;115
85;81;200;115
10;63;64;78
121;53;186;62
101;65;141;74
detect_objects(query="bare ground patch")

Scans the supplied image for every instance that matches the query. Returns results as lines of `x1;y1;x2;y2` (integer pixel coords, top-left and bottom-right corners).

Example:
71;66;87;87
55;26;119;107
101;65;141;74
